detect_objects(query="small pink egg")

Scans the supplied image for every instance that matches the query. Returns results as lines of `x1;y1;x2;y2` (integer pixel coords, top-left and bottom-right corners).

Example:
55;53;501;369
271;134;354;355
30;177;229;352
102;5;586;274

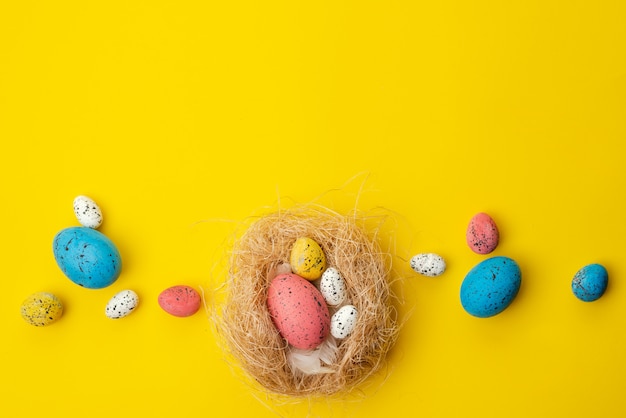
158;285;201;317
267;273;330;350
466;212;500;254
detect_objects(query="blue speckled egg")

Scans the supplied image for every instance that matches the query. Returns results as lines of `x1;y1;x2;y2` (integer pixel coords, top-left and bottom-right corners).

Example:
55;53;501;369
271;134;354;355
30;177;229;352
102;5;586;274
460;256;521;318
53;227;122;289
572;264;608;302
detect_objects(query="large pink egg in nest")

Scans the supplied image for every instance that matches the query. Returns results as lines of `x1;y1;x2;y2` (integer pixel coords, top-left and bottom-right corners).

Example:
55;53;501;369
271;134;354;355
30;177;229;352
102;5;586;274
267;273;330;350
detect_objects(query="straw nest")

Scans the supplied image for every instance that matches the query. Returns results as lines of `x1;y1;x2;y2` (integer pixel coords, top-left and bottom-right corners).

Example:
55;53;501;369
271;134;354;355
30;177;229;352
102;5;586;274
212;205;399;397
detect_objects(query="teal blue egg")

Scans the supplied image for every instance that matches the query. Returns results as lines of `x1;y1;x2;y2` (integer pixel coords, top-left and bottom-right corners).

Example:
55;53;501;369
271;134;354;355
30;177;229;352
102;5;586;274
572;264;608;302
53;227;122;289
460;256;521;318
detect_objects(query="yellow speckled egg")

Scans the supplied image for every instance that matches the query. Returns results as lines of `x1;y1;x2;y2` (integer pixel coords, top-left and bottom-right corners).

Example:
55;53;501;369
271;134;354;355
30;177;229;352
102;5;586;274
20;292;64;327
289;237;326;280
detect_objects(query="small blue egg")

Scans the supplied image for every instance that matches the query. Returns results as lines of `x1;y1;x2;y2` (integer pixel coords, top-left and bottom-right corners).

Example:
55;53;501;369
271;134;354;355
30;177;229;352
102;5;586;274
572;264;608;302
53;227;122;289
460;256;521;318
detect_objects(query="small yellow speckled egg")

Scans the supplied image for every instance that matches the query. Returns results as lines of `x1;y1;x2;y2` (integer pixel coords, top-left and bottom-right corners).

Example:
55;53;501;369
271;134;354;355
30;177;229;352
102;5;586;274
289;237;327;280
20;292;64;327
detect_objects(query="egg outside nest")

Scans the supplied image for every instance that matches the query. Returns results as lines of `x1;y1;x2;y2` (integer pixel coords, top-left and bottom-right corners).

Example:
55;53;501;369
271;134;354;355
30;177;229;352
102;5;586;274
211;205;399;397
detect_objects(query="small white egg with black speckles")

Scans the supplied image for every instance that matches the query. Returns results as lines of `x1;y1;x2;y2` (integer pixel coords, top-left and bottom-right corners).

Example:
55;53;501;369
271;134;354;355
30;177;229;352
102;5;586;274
319;267;347;306
330;305;358;339
105;290;139;319
410;253;446;277
73;195;103;229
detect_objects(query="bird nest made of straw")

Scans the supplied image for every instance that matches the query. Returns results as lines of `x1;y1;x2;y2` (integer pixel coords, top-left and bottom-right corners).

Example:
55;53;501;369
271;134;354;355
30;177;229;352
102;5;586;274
213;205;399;397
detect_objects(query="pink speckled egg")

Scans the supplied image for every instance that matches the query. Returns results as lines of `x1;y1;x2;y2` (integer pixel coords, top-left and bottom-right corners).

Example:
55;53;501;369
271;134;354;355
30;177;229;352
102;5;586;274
158;285;202;317
267;273;330;350
466;212;500;254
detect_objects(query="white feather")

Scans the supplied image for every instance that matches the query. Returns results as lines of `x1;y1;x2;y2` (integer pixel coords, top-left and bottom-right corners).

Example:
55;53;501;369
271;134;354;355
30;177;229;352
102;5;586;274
317;335;338;365
287;337;338;375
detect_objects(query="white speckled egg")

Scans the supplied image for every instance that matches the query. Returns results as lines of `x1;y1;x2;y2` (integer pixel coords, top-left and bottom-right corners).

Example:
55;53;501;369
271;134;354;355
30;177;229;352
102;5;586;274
319;267;347;306
73;195;103;229
330;305;358;339
410;253;446;277
105;290;139;319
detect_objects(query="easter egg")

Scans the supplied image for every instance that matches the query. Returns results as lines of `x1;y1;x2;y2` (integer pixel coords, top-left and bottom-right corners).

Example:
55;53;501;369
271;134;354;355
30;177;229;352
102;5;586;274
73;195;103;229
319;267;347;306
290;237;326;280
158;285;202;317
409;253;446;277
466;212;500;254
460;256;521;318
20;292;64;326
53;227;122;289
572;264;608;302
267;273;330;350
105;290;139;319
330;305;358;339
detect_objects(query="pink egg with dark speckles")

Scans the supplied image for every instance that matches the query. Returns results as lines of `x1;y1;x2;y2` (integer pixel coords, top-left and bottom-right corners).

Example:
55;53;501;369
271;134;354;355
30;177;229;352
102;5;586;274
466;212;500;254
267;273;330;350
158;285;201;317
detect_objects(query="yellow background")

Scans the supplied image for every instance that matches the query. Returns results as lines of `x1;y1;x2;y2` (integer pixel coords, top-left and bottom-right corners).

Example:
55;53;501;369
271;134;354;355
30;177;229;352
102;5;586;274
1;1;625;417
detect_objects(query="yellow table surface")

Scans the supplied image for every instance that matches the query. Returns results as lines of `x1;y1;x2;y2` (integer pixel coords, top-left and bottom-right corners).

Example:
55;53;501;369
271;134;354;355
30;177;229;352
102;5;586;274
2;1;625;417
